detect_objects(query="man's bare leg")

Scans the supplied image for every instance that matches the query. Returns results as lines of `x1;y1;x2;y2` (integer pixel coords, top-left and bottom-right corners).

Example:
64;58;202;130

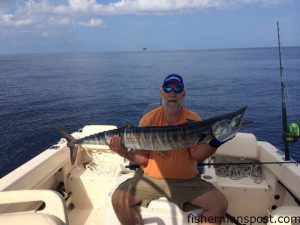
190;190;228;225
111;189;143;225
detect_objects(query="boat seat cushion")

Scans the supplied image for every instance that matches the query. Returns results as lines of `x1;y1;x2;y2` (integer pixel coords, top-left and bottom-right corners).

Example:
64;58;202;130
0;190;68;225
214;132;258;159
0;213;65;225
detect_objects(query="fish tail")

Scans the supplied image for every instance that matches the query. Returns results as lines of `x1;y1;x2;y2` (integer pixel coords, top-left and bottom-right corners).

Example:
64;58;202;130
58;127;78;165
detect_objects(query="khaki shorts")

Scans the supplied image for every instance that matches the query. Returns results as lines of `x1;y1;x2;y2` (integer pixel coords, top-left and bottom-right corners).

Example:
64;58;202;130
117;169;217;211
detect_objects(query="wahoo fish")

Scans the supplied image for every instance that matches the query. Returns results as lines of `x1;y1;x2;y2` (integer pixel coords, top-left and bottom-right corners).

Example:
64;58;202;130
59;106;247;164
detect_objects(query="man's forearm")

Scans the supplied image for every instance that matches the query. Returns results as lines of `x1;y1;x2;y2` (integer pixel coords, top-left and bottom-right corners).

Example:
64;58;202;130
190;143;216;162
121;149;149;167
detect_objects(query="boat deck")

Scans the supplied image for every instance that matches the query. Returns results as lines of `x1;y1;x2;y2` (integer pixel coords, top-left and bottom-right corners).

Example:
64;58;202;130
69;208;103;225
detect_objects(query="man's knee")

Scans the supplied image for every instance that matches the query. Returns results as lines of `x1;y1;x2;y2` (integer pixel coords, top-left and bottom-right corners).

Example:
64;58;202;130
191;190;228;215
111;189;140;208
111;189;125;208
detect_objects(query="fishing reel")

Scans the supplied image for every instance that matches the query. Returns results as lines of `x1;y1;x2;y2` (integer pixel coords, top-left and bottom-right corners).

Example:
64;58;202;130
284;122;300;142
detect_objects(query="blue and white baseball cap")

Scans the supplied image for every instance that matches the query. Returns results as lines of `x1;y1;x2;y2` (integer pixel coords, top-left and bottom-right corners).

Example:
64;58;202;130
162;74;184;88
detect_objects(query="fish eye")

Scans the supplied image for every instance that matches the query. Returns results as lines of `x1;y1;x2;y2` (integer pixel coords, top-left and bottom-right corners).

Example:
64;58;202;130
230;119;237;127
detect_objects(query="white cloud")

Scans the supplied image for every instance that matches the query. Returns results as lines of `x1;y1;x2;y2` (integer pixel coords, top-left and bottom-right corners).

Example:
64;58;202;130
79;18;104;27
15;18;33;27
0;0;290;30
69;0;98;12
0;14;13;25
103;0;219;13
48;16;71;26
61;0;289;14
0;13;34;27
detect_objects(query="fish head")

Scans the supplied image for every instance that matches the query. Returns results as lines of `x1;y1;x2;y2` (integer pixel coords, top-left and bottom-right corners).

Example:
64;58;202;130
211;110;244;142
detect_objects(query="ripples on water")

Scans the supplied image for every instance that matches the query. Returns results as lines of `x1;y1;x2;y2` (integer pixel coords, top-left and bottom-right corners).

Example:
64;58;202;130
0;48;299;178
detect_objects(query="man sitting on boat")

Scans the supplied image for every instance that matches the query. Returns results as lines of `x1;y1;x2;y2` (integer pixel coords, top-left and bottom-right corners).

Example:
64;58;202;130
109;74;230;225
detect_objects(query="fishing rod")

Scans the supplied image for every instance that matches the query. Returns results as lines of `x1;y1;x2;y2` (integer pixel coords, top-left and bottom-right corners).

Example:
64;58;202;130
126;161;300;170
277;21;290;160
201;161;299;166
276;21;300;161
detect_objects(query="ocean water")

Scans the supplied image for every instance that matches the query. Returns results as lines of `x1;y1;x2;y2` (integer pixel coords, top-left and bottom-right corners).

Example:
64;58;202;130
0;47;299;178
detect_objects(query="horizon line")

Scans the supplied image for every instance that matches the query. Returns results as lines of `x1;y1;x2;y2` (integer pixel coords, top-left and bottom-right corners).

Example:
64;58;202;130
0;45;299;56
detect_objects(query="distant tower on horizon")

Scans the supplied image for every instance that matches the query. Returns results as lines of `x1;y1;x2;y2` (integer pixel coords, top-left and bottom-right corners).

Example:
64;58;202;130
143;47;147;52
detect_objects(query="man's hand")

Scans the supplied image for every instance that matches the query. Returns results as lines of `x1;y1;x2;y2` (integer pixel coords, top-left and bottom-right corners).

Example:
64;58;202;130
108;135;150;166
208;136;235;148
190;136;235;162
108;135;128;158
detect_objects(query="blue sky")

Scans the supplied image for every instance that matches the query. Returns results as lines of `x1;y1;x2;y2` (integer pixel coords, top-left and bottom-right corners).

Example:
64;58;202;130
0;0;299;54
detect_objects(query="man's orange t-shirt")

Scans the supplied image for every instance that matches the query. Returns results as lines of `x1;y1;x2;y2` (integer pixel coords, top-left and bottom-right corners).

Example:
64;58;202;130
139;106;201;179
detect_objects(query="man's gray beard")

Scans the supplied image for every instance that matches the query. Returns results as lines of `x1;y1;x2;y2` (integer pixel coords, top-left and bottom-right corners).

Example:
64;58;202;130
162;99;182;114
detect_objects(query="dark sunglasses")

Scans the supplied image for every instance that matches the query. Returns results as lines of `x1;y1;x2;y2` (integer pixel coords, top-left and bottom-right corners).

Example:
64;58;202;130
163;87;183;94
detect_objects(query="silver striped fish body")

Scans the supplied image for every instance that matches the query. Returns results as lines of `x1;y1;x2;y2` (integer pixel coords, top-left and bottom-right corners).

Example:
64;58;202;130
71;106;246;150
60;107;247;164
123;122;211;150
